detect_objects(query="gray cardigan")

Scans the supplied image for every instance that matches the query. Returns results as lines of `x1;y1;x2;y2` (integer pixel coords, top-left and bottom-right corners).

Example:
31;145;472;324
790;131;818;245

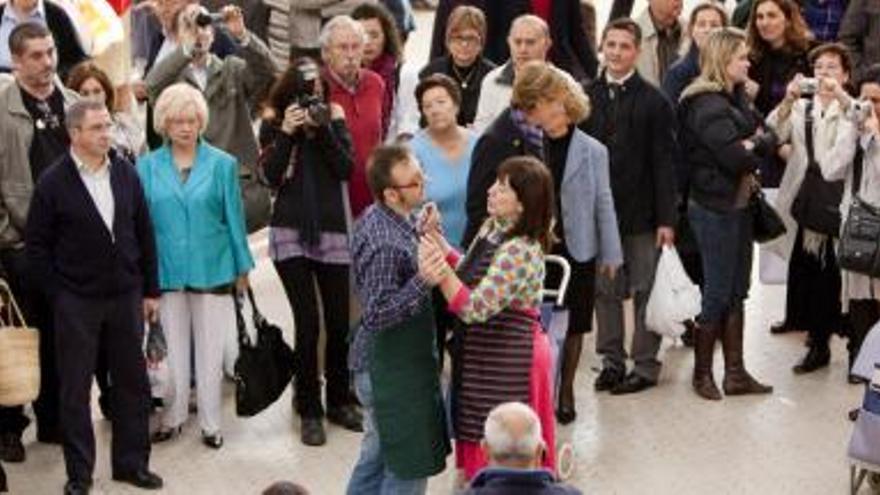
560;128;623;266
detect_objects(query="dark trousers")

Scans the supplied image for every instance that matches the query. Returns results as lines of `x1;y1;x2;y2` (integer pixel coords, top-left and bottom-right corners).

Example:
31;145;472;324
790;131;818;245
274;257;351;417
0;248;59;437
54;289;151;482
785;228;842;346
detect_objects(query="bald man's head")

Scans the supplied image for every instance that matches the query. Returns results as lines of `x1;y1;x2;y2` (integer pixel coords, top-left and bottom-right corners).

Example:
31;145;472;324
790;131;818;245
482;402;544;469
508;15;551;71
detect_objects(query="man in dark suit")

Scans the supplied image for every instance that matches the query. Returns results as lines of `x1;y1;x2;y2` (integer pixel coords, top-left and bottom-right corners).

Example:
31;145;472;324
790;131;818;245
26;100;163;495
581;18;677;395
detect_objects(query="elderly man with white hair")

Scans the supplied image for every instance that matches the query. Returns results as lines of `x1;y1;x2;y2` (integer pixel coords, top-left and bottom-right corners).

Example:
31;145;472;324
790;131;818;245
320;15;387;219
471;14;551;133
465;402;581;495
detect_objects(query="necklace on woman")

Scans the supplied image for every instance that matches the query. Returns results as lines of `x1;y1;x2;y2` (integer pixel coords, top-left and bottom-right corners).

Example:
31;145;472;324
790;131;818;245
451;63;476;90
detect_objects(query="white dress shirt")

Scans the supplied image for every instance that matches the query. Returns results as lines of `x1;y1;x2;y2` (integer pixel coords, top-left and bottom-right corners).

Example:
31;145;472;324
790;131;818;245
72;151;115;238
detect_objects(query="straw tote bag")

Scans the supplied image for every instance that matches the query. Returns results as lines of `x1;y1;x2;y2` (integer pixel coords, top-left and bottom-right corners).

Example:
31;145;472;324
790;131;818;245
0;279;39;406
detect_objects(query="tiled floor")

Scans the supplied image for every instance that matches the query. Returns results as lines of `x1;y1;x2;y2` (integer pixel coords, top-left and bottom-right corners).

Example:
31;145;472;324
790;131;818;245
4;2;877;494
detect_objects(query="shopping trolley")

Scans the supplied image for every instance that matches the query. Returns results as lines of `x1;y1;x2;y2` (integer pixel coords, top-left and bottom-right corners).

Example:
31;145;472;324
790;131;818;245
540;254;575;480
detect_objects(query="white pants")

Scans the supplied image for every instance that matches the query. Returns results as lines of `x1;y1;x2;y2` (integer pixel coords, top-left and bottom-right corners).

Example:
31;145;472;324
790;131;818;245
159;291;234;435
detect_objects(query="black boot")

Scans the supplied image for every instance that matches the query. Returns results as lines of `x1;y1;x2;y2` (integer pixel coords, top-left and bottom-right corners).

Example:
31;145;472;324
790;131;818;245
722;310;772;395
693;322;722;400
792;342;831;374
556;334;583;424
681;320;695;347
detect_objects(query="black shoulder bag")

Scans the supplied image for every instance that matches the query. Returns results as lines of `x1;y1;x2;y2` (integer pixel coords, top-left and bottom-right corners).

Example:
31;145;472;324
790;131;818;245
838;148;880;276
233;289;296;417
790;100;845;236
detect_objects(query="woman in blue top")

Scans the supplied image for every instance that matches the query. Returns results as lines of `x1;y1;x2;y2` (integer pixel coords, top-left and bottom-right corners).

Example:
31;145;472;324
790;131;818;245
409;74;476;249
137;83;254;449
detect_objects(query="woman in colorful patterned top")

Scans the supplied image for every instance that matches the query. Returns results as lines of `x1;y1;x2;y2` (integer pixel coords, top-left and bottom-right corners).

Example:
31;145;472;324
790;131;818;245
418;155;556;481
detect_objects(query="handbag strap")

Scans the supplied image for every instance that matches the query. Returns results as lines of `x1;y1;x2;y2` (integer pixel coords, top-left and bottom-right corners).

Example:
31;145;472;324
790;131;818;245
852;146;865;197
804;99;818;172
0;279;29;328
232;292;253;348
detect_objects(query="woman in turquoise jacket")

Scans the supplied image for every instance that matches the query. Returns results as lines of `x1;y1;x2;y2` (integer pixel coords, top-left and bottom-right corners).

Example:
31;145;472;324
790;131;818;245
137;83;254;449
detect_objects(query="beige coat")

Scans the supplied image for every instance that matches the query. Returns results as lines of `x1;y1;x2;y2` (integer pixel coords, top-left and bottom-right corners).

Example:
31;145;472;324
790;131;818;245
0;82;78;249
765;97;858;262
634;8;686;87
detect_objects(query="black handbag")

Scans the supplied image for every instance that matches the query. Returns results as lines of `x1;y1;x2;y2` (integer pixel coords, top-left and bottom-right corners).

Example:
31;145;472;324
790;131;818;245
838;149;880;276
751;187;786;243
790;100;844;236
233;289;296;417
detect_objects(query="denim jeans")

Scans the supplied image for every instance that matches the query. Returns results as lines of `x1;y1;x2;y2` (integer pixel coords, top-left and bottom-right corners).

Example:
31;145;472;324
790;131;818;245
346;372;428;495
688;202;753;324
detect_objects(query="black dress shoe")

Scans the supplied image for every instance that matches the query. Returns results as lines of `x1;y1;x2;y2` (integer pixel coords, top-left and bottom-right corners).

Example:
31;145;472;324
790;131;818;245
594;367;624;392
555;406;576;425
849;408;860;422
201;431;223;450
327;405;363;432
0;433;25;463
112;469;163;490
792;345;831;374
610;373;657;395
150;426;181;444
300;418;326;446
63;479;92;495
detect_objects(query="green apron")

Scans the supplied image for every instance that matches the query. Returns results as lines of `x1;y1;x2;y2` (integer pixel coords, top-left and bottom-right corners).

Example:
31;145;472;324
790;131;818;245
368;302;451;479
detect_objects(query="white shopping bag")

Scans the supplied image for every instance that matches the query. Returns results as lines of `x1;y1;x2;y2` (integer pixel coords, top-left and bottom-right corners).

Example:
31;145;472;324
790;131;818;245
853;320;880;381
147;359;173;402
646;246;702;338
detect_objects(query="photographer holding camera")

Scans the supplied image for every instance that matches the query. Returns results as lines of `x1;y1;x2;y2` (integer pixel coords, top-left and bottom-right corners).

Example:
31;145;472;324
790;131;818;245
766;43;860;377
145;2;277;231
797;63;880;384
257;57;361;447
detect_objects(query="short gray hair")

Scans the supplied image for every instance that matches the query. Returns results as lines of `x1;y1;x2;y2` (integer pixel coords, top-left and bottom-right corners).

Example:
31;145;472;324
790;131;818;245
153;82;209;136
509;14;550;40
66;100;107;131
319;15;367;50
483;402;544;464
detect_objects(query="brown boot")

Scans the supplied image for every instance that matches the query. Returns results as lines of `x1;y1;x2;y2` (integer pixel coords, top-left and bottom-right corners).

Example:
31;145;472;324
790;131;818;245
721;309;772;395
693;322;722;400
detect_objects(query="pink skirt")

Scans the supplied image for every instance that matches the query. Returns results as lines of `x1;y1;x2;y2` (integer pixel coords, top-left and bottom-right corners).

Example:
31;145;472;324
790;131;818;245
455;325;556;480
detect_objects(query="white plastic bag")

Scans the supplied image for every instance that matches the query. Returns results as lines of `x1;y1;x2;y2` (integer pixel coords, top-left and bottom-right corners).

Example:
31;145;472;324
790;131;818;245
147;359;173;402
646;246;702;338
853;320;880;381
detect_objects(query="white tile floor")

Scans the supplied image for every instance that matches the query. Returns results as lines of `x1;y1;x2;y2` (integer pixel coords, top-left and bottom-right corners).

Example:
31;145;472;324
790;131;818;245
4;3;876;494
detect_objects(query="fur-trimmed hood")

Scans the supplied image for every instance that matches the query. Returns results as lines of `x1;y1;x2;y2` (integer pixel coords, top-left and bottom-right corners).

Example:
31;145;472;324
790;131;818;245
679;78;726;103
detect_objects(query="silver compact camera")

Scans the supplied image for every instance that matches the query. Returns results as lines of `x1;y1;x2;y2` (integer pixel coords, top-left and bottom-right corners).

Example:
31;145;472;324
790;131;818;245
798;78;819;95
852;99;873;122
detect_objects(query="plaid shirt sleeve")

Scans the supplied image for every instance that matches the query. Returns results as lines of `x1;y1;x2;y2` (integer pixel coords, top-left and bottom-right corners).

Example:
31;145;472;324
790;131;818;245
355;232;430;335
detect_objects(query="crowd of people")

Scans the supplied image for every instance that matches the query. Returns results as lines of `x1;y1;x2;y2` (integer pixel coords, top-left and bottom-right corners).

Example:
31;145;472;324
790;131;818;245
0;0;879;493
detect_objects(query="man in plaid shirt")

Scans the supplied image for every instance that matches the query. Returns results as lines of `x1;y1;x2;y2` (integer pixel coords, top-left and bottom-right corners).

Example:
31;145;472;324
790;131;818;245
347;144;449;494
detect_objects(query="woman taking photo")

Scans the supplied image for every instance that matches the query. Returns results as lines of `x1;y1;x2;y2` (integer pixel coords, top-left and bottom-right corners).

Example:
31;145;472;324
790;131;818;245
420;5;496;127
680;27;776;401
410;74;476;248
514;61;623;424
419;156;557;481
766;43;859;375
352;3;403;137
138;83;254;448
258;57;361;447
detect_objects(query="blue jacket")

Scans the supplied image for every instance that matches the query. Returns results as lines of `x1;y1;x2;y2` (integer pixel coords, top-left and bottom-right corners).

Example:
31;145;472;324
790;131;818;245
561;128;624;265
662;45;700;106
137;141;254;290
465;467;582;495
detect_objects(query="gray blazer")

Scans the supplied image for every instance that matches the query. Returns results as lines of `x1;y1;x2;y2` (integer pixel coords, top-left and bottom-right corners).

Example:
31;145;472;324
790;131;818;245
560;128;623;266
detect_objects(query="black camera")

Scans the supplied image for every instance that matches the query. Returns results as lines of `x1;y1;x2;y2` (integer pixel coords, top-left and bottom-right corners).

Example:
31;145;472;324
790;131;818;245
290;59;330;126
194;11;224;27
297;95;331;126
